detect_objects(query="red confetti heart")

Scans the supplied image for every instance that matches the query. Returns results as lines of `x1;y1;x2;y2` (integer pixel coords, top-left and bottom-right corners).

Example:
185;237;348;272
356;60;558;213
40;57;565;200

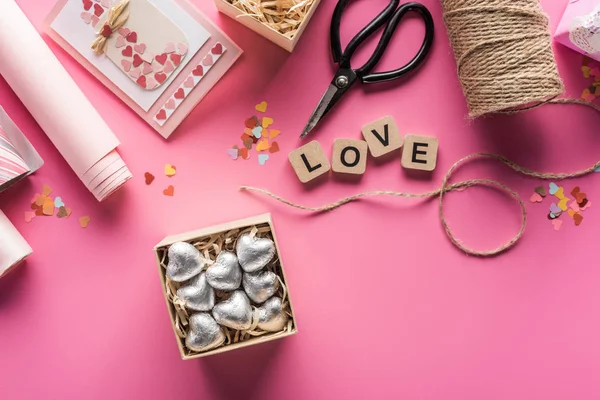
126;31;137;43
154;73;167;84
144;172;155;185
82;0;92;11
269;142;280;153
101;24;112;37
211;43;223;55
155;53;167;65
170;53;182;66
192;65;204;77
122;45;132;57
163;185;175;196
156;109;167;120
133;54;143;68
174;88;185;100
93;3;104;17
136;75;146;88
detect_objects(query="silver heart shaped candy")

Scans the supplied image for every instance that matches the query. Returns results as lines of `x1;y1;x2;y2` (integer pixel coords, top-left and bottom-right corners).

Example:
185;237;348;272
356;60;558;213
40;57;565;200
242;270;280;304
185;313;225;352
206;251;242;291
236;233;276;273
166;242;205;282
176;272;215;312
257;296;288;332
212;290;252;330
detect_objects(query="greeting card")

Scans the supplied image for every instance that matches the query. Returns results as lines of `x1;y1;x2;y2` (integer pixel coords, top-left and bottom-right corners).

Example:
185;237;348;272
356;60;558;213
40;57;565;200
45;0;242;138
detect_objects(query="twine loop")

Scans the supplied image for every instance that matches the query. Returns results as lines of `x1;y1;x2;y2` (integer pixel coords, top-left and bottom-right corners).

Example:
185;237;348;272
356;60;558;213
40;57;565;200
92;0;130;55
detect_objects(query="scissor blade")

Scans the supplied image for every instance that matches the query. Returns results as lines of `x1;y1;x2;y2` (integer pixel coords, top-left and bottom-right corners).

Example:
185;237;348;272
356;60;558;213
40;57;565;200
300;84;341;139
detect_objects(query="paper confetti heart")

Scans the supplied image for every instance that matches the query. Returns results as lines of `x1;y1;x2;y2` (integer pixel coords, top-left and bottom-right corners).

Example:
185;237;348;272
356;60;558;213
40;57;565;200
269;129;281;140
549;182;559;195
534;186;546;197
258;154;269;165
144;172;155;185
42;197;55;216
165;164;177;177
79;216;91;228
269;142;280;153
256;139;270;152
549;203;562;216
557;197;569;212
262;117;274;128
252;126;263;138
227;147;239;160
529;193;543;203
54;197;65;208
574;213;584;226
571;186;587;204
581;200;592;211
24;211;35;223
569;200;580;213
551;219;562;231
163;185;175;196
255;101;268;113
240;148;250;160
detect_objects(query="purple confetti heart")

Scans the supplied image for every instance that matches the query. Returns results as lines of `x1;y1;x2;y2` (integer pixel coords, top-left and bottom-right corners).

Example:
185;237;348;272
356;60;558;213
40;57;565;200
549;203;562;215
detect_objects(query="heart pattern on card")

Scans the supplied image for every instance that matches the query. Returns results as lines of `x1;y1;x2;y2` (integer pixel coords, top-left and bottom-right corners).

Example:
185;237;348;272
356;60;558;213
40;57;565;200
79;0;189;90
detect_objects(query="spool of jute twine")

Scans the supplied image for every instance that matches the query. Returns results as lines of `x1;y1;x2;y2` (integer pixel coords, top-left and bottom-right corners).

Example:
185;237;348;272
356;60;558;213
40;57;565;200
240;0;600;257
442;0;565;117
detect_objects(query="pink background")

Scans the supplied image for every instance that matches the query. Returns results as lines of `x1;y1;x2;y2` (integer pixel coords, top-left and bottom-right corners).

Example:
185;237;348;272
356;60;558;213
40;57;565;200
1;0;599;398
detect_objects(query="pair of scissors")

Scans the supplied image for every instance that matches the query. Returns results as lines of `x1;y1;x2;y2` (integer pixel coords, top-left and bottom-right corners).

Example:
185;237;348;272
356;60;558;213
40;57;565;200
300;0;434;139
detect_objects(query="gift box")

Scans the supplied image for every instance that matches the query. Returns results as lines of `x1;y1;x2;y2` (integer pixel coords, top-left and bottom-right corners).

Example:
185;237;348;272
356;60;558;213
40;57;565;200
154;213;297;359
214;0;320;52
555;0;600;61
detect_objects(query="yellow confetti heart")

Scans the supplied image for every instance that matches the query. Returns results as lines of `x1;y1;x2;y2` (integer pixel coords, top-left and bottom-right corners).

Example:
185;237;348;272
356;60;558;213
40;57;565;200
262;117;274;128
255;101;267;113
554;187;565;200
558;197;569;212
79;216;91;228
165;164;177;177
568;209;576;218
256;138;270;152
269;129;280;139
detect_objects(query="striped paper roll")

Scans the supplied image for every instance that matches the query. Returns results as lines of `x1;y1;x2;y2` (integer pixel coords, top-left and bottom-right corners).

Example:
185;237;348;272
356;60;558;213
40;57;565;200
0;124;30;188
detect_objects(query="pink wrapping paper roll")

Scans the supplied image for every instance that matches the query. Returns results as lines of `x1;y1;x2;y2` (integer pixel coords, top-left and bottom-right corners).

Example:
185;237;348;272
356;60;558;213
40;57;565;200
0;210;32;279
0;0;131;201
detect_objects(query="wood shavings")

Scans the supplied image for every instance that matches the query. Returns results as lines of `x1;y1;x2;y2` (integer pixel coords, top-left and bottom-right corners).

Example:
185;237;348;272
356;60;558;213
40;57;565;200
228;0;315;38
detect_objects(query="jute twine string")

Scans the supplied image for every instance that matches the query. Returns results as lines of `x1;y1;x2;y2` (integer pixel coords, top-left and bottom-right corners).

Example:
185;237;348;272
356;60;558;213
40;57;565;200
241;136;600;256
228;0;315;38
442;0;564;117
158;224;294;354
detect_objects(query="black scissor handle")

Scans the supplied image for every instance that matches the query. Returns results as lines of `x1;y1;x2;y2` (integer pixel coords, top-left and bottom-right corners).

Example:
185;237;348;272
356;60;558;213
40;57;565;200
331;0;400;68
357;3;434;83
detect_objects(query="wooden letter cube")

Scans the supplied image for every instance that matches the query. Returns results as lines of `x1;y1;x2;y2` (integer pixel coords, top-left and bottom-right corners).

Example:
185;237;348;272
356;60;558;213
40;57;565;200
361;115;403;157
331;139;368;175
288;140;331;183
401;135;438;171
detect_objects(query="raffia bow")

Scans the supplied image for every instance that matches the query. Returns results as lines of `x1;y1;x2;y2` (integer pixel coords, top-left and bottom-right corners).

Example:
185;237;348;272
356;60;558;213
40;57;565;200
91;0;131;55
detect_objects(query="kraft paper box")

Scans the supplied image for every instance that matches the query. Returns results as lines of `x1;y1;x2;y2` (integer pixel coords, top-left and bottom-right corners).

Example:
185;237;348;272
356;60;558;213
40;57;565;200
214;0;321;52
555;0;600;61
154;213;298;360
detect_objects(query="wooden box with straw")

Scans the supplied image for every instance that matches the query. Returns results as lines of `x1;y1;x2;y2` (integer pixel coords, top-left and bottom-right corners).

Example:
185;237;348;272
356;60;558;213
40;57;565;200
214;0;320;52
154;214;298;359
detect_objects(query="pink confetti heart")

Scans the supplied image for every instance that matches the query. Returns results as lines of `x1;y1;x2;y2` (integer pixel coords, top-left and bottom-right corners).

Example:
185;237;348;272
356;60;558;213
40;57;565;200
529;193;543;203
134;43;146;54
177;42;188;54
91;15;100;27
163;60;175;74
129;67;141;79
146;75;159;90
100;0;110;7
24;211;36;223
165;98;176;109
81;11;92;24
227;148;239;160
581;200;592;211
164;42;176;53
551;219;562;231
141;52;154;64
569;200;580;213
183;76;194;88
121;59;132;72
118;27;130;37
152;60;164;73
142;62;153;75
115;36;126;48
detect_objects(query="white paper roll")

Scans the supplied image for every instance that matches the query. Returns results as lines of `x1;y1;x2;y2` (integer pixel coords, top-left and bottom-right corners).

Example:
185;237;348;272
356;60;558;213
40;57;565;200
0;0;131;201
0;210;32;279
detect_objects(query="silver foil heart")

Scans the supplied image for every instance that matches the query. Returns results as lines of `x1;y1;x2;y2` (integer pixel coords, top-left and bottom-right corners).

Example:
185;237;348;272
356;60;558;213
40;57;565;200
176;272;215;312
206;251;242;291
185;313;225;352
166;242;205;282
257;296;288;332
242;270;280;304
212;290;252;330
236;233;276;273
